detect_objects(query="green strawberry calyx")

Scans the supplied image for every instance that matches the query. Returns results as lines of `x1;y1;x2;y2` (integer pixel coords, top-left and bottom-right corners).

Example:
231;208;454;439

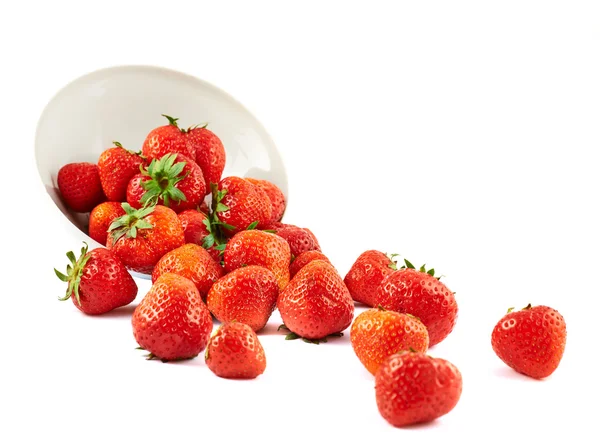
108;203;155;244
277;324;343;345
386;253;399;270
162;114;208;134
506;304;532;314
54;242;92;306
140;153;188;207
401;258;441;280
113;141;142;156
201;182;235;254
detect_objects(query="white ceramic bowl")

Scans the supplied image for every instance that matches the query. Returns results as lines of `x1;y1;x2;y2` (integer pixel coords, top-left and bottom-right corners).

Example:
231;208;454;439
35;65;287;256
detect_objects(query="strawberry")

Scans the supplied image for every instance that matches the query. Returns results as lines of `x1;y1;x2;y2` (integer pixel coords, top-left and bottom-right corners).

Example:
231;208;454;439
126;153;206;213
375;352;462;427
178;209;221;262
207;266;279;332
106;203;185;274
187;126;226;195
223;229;291;290
491;304;567;379
141;114;195;160
89;201;124;246
57;162;105;213
289;250;331;278
376;260;457;347
344;250;398;306
205;322;266;379
54;242;137;315
214;177;272;234
350;308;429;375
132;273;213;361
266;223;320;258
152;243;224;299
97;142;144;201
246;178;286;222
277;260;354;342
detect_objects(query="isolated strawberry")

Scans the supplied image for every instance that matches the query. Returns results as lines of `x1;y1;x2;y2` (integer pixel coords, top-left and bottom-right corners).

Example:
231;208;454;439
178;209;221;262
207;265;279;332
289;250;331;278
223;229;291;290
214;177;272;234
377;260;457;347
277;260;354;342
126;153;206;213
98;142;144;201
345;250;398;306
205;322;266;379
187;126;226;195
89;201;124;246
54;242;137;315
152;243;223;299
351;308;429;375
266;223;320;257
491;304;566;379
106;204;185;274
246;178;286;222
375;352;462;427
132;273;213;361
57;162;105;213
141;114;195;160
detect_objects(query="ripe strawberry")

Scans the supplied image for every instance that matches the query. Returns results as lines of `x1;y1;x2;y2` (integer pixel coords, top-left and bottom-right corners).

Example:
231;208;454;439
351;308;429;375
205;322;266;379
277;260;354;341
289;250;331;278
223;230;291;290
126;153;206;213
375;352;462;427
89;202;124;246
207;266;279;332
106;203;185;274
57;162;105;213
141;115;195;160
132;273;213;361
246;178;286;222
491;304;567;379
376;260;457;347
152;243;223;299
97;142;144;201
187;126;226;195
266;223;320;258
214;177;272;234
345;250;398;306
178;209;221;262
54;242;137;315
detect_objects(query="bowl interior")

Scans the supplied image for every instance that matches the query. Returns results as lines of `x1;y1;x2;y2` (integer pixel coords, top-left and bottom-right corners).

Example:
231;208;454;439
35;65;287;243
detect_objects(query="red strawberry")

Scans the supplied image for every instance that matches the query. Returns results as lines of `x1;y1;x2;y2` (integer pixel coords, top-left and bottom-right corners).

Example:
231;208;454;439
126;153;206;213
141;115;195;160
205;322;266;379
98;142;144;201
246;178;286;222
223;230;291;290
375;352;462;427
376;260;457;347
207;266;279;332
491;304;566;379
89;201;124;246
57;162;105;213
289;250;331;278
106;204;185;274
213;177;272;234
54;243;137;315
350;308;429;375
266;223;320;257
152;243;224;299
187;126;226;195
132;273;213;361
178;209;221;262
345;250;398;306
277;260;354;342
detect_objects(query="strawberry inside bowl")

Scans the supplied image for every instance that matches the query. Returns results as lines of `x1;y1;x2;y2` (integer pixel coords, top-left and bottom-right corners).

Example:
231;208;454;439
35;65;287;279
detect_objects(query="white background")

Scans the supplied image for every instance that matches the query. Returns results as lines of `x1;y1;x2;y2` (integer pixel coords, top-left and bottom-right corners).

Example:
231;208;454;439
1;1;598;447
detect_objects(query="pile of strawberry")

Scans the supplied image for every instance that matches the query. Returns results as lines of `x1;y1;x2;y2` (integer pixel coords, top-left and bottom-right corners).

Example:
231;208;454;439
54;114;567;428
